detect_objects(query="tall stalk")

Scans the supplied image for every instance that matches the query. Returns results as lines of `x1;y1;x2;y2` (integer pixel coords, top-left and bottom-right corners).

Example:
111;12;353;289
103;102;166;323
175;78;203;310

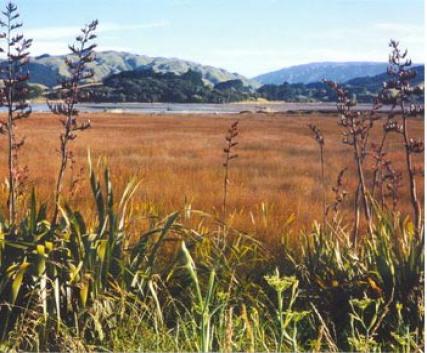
371;105;398;200
378;40;424;236
48;20;98;225
324;81;380;243
222;120;239;220
0;2;32;224
353;130;372;234
308;124;327;227
371;134;387;207
401;105;422;234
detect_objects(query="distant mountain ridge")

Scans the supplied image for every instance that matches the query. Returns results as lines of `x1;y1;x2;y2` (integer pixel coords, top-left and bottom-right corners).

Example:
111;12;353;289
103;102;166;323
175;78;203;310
80;64;424;104
28;51;259;88
254;62;395;85
257;65;424;103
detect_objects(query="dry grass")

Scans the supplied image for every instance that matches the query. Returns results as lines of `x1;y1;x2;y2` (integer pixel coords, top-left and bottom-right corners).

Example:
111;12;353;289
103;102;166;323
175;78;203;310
0;112;423;246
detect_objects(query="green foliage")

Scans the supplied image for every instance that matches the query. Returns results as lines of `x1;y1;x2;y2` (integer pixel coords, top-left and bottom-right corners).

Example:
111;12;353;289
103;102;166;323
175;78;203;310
258;81;334;102
81;69;256;104
41;63;425;104
0;164;423;352
280;214;424;351
264;269;310;352
0;160;188;350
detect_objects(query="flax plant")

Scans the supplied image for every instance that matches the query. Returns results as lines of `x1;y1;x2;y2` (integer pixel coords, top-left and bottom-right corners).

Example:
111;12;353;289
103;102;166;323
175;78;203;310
308;124;327;227
181;242;218;353
0;1;32;224
370;110;397;203
48;20;98;225
377;40;424;236
326;168;348;224
222;120;239;220
324;80;381;243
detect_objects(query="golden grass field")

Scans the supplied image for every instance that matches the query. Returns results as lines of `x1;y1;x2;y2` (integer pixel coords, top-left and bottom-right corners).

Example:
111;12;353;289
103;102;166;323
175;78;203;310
0;112;423;245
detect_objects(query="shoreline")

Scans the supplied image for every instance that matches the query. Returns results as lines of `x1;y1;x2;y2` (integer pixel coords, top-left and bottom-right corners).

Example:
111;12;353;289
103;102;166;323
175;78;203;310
1;101;383;115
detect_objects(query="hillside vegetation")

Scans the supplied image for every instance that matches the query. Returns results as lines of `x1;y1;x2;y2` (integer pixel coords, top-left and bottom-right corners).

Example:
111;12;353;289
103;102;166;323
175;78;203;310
28;51;258;88
25;51;425;105
258;65;424;103
27;52;425;104
74;65;425;104
82;69;255;103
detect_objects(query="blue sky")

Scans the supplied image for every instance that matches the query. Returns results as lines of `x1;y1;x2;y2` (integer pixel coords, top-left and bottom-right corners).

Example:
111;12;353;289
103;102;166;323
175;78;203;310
13;0;426;77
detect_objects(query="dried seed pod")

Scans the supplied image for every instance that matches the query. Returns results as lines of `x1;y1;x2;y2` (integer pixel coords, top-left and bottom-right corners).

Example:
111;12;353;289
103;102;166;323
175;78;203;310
408;139;424;154
308;124;325;146
327;168;348;217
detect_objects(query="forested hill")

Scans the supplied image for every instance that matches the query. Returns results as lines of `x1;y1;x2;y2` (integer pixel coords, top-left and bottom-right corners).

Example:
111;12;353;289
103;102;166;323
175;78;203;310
85;69;255;103
53;65;424;104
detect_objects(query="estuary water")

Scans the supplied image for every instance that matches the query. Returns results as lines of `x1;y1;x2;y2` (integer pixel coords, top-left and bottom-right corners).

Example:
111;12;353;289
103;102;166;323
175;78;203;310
0;102;377;114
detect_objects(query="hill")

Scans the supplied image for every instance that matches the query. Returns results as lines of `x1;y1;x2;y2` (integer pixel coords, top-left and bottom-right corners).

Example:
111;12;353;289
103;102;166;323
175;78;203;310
72;64;425;104
254;62;390;85
345;65;424;89
34;54;425;104
29;51;258;88
81;69;256;104
257;65;424;103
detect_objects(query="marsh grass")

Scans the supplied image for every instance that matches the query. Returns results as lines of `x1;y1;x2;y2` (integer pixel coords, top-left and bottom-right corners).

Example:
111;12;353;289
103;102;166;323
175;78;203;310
0;113;422;241
0;116;423;351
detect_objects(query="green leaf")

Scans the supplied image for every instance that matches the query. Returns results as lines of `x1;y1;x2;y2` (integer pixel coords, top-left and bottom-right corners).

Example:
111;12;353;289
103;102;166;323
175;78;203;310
10;262;31;305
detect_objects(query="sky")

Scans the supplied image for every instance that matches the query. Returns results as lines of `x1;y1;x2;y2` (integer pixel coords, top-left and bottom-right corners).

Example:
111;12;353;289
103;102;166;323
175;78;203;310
7;0;426;77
